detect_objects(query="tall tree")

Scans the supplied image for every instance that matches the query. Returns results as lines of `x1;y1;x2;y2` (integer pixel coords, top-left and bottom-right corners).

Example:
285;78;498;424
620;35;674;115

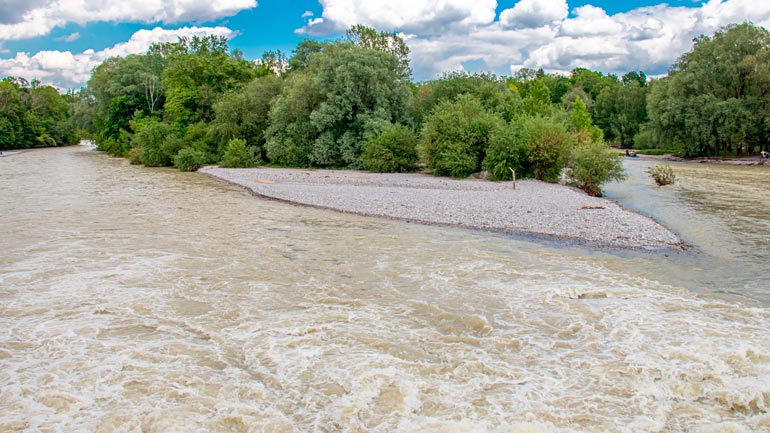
345;24;411;79
162;35;263;127
644;23;770;156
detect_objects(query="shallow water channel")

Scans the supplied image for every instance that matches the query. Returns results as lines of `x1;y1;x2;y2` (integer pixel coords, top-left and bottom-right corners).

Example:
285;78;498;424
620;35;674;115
1;146;769;432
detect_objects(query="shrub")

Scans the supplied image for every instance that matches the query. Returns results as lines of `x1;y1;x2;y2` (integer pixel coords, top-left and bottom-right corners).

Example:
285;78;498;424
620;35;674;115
361;123;418;172
131;120;174;167
220;138;259;168
647;164;676;186
175;148;209;172
419;94;504;177
569;141;627;196
483;123;527;180
127;147;143;165
521;116;573;182
433;141;478;177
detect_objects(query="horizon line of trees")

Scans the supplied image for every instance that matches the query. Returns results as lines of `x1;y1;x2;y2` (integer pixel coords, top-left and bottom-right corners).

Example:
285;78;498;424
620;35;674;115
2;22;768;174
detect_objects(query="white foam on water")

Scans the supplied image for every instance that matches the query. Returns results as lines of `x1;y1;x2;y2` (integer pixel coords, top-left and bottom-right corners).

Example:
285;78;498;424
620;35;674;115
2;147;770;432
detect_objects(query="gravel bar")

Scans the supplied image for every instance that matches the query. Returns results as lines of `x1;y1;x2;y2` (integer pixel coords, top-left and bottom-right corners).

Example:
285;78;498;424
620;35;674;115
200;166;685;250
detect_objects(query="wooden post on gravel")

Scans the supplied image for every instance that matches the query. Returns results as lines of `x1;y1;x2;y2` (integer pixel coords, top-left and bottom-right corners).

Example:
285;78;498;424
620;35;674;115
509;168;516;190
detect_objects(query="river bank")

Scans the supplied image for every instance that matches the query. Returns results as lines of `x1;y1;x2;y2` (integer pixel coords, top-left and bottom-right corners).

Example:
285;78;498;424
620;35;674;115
200;166;684;250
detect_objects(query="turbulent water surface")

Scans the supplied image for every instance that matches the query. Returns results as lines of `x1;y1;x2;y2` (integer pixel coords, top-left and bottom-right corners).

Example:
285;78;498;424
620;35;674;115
1;147;769;433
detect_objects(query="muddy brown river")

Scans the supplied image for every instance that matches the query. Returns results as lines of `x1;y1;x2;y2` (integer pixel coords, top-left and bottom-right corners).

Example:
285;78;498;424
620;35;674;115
1;146;769;432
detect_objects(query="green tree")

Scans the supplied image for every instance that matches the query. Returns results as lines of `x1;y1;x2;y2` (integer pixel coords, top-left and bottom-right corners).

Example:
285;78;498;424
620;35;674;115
483;122;528;180
265;70;325;167
571;98;592;131
0;77;76;150
644;23;770;156
309;44;413;167
595;80;648;148
346;24;411;79
419;94;504;177
519;115;573;182
412;72;519;125
162;35;263;128
210;74;283;159
522;79;553;115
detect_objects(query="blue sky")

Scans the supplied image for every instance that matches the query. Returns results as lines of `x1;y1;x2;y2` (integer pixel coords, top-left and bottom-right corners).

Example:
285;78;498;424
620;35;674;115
1;0;768;88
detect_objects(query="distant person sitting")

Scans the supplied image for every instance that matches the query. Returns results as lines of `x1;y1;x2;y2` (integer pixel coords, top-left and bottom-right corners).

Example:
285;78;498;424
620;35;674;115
761;150;769;159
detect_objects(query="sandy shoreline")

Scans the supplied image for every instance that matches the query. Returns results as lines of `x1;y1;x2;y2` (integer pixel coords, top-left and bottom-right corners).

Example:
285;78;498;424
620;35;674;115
199;166;684;250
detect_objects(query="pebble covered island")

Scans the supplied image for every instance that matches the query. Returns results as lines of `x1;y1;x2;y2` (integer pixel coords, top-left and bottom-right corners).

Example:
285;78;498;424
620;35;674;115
201;166;684;250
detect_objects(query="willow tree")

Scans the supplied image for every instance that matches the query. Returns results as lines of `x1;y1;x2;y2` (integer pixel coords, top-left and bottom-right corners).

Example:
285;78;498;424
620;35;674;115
267;26;413;168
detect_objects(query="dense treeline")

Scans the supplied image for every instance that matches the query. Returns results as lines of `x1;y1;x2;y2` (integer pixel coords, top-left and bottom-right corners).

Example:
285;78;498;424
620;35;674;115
642;22;770;157
70;25;626;195
4;22;767;191
0;77;78;150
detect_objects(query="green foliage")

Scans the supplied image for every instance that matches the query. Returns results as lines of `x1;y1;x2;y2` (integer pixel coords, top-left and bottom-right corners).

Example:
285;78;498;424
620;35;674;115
162;35;260;128
265;71;323;167
309;45;413;167
174;148;209;171
287;40;328;73
594;80;647;147
522;80;552;115
412;72;519;125
569;141;626;196
0;77;76;150
483;123;528;180
345;24;411;79
220;138;259;168
643;23;770;157
87;53;166;148
520;115;573;182
569;68;619;101
130;118;175;167
634;148;681;156
419;94;504;177
647;165;676;186
210;74;283;157
560;86;592;111
361;123;418;172
570;98;592;131
483;115;575;182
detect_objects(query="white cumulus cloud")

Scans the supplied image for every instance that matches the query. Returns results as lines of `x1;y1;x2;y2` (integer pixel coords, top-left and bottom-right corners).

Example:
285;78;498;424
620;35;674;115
0;26;236;88
308;0;770;80
296;0;497;36
499;0;568;29
0;0;256;40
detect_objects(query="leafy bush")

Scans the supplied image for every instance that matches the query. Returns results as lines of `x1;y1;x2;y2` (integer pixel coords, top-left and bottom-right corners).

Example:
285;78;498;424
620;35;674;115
520;115;573;182
361;123;418;172
569;141;626;196
483;123;527;180
127;147;143;165
220;138;259;168
432;141;478;177
175;148;209;172
131;120;174;167
647;164;676;186
419;94;504;177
